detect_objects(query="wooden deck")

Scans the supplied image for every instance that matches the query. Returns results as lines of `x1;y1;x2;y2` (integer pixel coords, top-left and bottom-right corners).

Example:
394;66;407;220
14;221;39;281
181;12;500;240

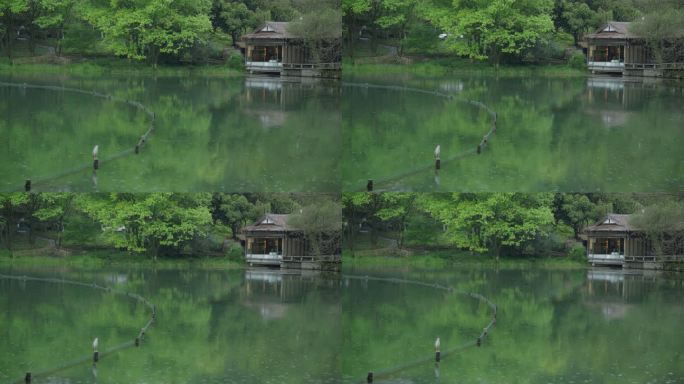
246;253;341;270
588;253;625;267
589;254;684;269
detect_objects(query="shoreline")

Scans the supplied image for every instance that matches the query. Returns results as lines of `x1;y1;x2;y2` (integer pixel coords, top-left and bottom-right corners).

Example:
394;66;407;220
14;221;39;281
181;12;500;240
0;58;243;78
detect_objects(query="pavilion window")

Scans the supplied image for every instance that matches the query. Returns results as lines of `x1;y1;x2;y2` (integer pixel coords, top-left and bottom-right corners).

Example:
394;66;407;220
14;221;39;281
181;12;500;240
249;238;283;254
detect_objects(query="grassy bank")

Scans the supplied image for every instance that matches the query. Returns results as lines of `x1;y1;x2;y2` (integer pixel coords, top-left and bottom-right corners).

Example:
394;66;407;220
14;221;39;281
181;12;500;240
0;58;242;78
343;250;586;269
343;58;587;78
0;249;242;269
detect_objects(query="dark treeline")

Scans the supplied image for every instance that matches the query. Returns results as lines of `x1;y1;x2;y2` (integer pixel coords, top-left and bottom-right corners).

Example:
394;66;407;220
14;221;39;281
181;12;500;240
343;193;684;260
0;0;341;66
0;193;341;260
343;0;684;65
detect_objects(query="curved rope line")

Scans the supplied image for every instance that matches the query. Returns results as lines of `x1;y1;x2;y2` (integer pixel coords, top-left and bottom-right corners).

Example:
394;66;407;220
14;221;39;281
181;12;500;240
0;273;156;384
0;82;157;192
343;274;497;383
342;82;498;191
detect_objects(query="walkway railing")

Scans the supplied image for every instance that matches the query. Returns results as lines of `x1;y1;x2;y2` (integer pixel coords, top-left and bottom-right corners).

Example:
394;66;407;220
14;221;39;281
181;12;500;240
624;62;684;70
624;255;684;262
0;273;156;384
283;62;341;70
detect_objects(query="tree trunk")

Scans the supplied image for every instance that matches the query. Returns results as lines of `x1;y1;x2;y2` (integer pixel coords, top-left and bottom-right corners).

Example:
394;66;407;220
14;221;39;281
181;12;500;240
6;23;14;60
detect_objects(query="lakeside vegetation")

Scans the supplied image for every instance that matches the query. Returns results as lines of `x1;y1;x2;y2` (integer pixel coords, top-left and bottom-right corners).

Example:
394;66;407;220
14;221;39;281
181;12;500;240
0;193;340;263
0;0;340;68
343;192;684;264
343;0;684;69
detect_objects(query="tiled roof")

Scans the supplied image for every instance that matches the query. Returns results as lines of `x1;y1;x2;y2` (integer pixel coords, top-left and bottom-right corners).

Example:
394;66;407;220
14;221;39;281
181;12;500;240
585;22;638;40
584;214;635;233
242;214;295;233
241;22;295;41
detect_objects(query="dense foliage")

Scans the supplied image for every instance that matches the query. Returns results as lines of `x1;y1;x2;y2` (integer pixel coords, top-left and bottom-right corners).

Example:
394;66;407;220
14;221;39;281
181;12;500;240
343;192;684;258
0;0;341;65
342;0;684;65
0;193;340;259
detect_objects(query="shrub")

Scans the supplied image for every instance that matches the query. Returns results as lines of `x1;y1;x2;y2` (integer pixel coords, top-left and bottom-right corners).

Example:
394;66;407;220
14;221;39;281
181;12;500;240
227;52;244;70
227;243;244;261
568;244;587;260
568;52;586;70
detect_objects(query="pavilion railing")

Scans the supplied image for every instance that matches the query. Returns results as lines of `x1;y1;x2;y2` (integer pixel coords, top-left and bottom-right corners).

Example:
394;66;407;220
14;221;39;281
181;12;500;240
624;255;684;262
282;62;341;70
624;62;684;70
281;254;341;262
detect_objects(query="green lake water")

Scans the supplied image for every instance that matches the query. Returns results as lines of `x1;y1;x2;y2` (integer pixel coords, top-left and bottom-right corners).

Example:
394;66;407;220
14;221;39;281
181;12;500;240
342;265;684;384
342;75;684;192
0;74;340;192
0;267;341;384
3;264;682;383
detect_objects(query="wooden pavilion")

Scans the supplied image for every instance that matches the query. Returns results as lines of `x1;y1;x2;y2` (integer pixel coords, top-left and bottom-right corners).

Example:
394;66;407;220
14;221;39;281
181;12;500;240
239;22;341;78
241;214;341;270
584;214;648;266
585;21;684;77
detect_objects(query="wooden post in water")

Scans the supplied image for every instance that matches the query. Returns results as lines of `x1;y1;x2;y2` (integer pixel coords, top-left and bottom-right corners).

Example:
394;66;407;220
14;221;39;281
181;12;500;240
435;337;441;362
24;372;31;383
367;180;373;192
477;144;482;154
476;336;481;347
93;337;99;362
367;372;373;383
435;145;441;170
135;337;140;347
24;179;31;192
92;145;99;170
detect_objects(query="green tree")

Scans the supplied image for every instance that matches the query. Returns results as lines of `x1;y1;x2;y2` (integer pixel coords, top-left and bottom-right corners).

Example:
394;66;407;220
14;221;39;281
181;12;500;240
420;193;555;259
342;0;371;60
213;193;259;240
632;1;684;63
33;0;77;55
213;0;264;46
78;193;212;260
289;196;342;257
81;0;213;66
375;0;417;56
32;193;75;248
557;193;598;239
0;0;28;59
0;193;29;253
374;192;416;248
425;0;555;66
631;200;684;259
342;192;372;251
562;1;596;46
289;0;342;63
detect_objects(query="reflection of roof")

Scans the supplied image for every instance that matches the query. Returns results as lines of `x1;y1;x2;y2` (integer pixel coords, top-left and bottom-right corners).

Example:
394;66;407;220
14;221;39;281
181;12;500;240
585;214;634;233
586;22;637;40
242;214;296;233
241;22;295;41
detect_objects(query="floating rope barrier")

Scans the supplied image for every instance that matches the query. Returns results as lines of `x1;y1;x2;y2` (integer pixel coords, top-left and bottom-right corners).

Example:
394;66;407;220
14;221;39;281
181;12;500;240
342;82;498;192
0;273;156;384
343;275;497;383
0;82;157;192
